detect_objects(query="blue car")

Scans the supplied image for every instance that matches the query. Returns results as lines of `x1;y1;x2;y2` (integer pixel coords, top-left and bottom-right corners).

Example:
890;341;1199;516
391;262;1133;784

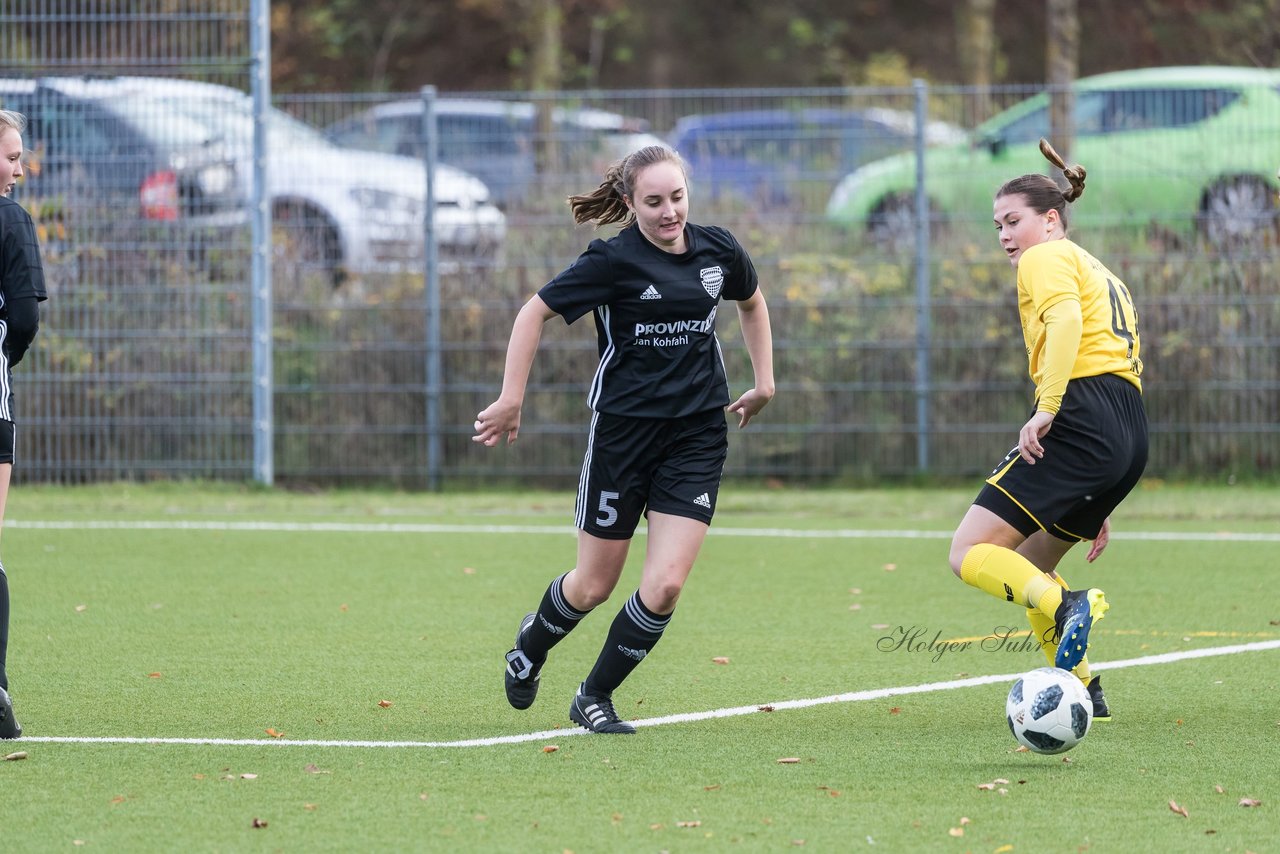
669;108;963;207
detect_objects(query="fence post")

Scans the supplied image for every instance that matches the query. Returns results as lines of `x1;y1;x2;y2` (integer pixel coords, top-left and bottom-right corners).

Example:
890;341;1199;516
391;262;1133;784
912;78;932;474
421;85;442;490
250;0;273;486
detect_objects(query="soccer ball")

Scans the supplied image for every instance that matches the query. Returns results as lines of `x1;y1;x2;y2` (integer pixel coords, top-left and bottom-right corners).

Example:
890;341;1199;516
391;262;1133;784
1005;666;1092;754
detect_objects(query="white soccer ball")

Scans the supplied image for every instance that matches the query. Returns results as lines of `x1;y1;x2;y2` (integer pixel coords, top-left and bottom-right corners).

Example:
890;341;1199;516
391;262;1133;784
1005;666;1092;754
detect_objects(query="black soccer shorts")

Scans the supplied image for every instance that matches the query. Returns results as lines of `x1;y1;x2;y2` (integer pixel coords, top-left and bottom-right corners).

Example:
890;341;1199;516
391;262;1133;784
574;407;729;539
975;373;1148;542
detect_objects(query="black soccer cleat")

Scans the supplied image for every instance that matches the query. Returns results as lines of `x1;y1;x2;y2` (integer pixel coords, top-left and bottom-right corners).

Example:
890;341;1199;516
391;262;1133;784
1053;587;1109;671
504;613;543;710
0;686;22;740
569;683;636;734
1086;675;1111;722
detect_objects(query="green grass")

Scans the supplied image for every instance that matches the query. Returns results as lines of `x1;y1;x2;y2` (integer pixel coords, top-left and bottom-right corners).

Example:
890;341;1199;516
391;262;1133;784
1;482;1277;851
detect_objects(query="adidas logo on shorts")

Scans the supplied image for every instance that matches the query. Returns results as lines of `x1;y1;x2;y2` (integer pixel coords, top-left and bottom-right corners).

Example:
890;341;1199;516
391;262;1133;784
640;284;662;300
693;492;712;509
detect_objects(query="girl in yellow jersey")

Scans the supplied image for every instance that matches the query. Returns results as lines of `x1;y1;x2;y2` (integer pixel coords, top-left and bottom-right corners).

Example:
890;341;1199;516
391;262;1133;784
949;139;1147;721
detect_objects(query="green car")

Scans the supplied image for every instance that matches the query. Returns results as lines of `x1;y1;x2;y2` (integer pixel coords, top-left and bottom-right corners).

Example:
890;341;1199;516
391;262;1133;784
826;66;1280;246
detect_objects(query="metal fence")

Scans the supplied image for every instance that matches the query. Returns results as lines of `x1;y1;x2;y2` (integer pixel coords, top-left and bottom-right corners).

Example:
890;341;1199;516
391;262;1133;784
2;7;1278;486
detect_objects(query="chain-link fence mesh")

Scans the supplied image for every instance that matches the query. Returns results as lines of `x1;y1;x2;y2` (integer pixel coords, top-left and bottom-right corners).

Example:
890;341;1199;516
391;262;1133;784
3;6;1277;486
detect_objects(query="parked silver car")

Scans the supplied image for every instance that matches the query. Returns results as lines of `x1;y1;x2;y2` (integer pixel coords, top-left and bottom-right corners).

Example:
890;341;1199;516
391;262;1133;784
50;77;507;285
326;98;666;208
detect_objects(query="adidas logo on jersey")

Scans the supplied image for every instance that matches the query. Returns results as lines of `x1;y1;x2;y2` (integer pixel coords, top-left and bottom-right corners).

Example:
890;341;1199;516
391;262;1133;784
640;285;662;300
693;492;712;509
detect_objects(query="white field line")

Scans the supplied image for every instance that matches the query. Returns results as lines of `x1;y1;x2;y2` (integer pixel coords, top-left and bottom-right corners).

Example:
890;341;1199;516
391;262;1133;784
19;639;1280;750
9;518;1280;542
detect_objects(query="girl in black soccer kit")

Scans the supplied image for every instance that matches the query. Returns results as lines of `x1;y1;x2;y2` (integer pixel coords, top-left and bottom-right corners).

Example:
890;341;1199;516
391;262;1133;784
949;140;1147;721
473;145;774;734
0;109;48;739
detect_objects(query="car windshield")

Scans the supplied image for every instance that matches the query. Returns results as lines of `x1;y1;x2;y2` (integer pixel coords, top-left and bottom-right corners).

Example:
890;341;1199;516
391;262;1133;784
105;98;224;147
149;94;330;149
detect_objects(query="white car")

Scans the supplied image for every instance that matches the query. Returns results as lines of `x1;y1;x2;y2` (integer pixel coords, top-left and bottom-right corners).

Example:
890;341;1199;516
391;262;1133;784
47;77;506;284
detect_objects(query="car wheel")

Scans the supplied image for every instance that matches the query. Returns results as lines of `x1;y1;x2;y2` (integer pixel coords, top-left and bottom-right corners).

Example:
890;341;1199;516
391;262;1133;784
1199;176;1277;247
274;202;344;291
867;192;936;253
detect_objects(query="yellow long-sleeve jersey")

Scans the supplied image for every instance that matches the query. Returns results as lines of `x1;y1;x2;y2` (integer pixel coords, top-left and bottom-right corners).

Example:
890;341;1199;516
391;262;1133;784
1016;239;1143;413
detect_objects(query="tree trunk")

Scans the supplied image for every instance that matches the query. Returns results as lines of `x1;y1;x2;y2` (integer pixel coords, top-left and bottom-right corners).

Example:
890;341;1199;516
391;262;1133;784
529;0;562;176
957;0;996;124
1046;0;1078;170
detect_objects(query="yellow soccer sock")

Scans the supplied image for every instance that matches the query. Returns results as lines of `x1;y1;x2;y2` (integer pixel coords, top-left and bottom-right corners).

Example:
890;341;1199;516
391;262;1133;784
960;543;1064;615
1026;572;1091;682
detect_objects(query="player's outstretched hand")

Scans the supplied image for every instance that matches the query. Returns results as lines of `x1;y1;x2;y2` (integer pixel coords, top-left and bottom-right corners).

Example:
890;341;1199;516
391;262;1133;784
473;398;522;447
727;387;774;428
1085;517;1111;562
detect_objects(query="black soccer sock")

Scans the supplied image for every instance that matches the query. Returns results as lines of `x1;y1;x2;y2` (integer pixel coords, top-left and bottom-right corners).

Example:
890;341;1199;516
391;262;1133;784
583;591;671;697
0;562;10;691
520;573;591;663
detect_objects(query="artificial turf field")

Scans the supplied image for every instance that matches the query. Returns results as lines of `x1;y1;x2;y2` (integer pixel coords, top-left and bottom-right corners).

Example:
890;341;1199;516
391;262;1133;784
0;482;1275;852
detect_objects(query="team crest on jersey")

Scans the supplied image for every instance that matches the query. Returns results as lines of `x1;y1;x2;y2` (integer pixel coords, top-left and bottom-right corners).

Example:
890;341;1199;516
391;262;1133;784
699;266;724;299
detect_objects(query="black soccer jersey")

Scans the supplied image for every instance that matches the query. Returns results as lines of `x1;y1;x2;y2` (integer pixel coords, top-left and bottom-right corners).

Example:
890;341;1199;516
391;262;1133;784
538;222;759;419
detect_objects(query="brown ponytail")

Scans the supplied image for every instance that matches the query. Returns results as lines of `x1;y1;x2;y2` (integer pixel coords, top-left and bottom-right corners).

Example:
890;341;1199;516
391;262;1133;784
994;137;1089;231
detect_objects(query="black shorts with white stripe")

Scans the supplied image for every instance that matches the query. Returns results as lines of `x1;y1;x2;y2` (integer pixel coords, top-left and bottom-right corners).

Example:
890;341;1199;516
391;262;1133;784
574;407;728;539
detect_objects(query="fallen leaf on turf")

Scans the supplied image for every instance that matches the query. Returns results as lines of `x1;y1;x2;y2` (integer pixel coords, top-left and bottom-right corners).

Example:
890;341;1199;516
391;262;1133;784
4;751;28;761
649;824;664;830
777;757;801;764
340;604;348;612
948;827;964;837
1214;785;1225;794
1061;756;1072;763
1169;800;1189;818
704;784;720;791
75;605;87;613
462;567;475;575
883;563;897;571
959;817;971;826
251;818;268;828
111;796;126;805
304;803;317;811
889;707;901;714
995;846;1014;853
677;821;701;828
871;623;889;630
817;786;840;797
994;778;1009;784
378;700;393;708
304;764;329;774
148;672;163;679
1014;745;1029;752
712;657;730;665
758;705;775;712
849;587;862;594
193;773;205;780
542;745;559;753
265;728;284;738
1239;798;1262;807
849;604;862;611
977;783;996;791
